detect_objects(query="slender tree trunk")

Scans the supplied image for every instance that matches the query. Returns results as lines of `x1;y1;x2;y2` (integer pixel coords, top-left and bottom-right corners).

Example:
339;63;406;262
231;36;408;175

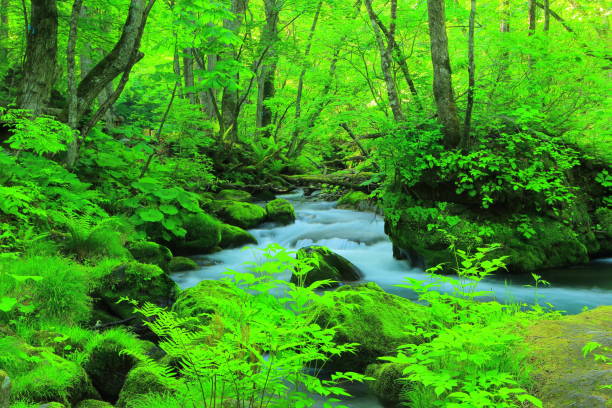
500;0;510;33
464;0;476;145
528;0;537;35
65;0;84;168
544;0;550;31
0;0;9;61
76;0;156;120
221;0;248;143
173;40;183;98
18;0;58;115
183;48;197;104
256;0;279;134
364;0;404;122
426;0;461;147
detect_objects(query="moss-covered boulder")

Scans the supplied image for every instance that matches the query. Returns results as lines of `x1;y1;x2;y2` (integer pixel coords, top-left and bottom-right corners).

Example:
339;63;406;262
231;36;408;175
127;241;172;272
291;246;362;287
365;362;409;404
172;279;242;321
5;338;98;405
594;207;612;255
525;306;612;408
219;224;257;249
83;331;147;403
387;204;592;273
265;198;296;225
116;366;174;408
0;370;10;408
215;189;253;202
337;191;372;211
316;283;428;372
168;256;198;272
170;213;222;255
97;262;179;319
75;400;114;408
208;200;266;229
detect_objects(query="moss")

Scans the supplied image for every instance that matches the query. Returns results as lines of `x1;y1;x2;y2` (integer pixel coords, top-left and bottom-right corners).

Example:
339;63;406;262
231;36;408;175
208;200;266;229
75;400;114;408
525;306;612;408
168;256;198;272
97;262;179;319
265;198;296;225
365;363;409;404
170;213;222;255
219;224;257;249
172;279;242;321
83;329;147;403
291;246;361;287
215;189;252;202
316;282;429;372
594;207;612;255
116;366;174;408
337;191;372;211
128;241;173;272
1;370;9;408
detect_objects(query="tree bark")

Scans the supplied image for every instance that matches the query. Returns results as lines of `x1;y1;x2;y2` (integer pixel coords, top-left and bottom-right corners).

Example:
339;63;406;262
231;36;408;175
544;0;550;31
528;0;537;35
183;48;197;104
76;0;156;120
18;0;58;115
65;0;84;167
364;0;404;122
426;0;461;147
464;0;476;145
0;0;9;61
500;0;510;33
256;0;279;134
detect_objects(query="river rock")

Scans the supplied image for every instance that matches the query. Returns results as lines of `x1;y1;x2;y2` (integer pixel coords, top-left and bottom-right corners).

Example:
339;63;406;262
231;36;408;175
0;370;10;408
365;362;409;404
526;306;612;408
75;400;114;408
128;241;173;272
168;256;198;272
337;191;373;211
96;262;179;319
315;282;429;372
168;212;222;255
291;246;362;287
219;223;258;248
265;198;296;225
172;279;243;322
116;366;174;408
207;200;267;229
215;189;252;202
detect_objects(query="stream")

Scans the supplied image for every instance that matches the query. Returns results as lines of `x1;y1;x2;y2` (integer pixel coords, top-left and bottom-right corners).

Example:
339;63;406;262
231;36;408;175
171;190;612;407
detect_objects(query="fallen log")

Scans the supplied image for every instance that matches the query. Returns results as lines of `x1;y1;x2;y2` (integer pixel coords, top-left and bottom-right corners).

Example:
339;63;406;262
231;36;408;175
281;172;378;191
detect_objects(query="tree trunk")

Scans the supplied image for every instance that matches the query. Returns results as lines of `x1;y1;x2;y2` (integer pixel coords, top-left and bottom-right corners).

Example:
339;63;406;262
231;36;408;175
500;0;510;33
65;0;83;167
221;0;248;144
0;0;9;61
18;0;58;116
256;0;279;134
173;39;183;99
183;48;197;104
426;0;461;147
364;0;404;122
528;0;537;35
464;0;476;146
544;0;550;31
76;0;156;120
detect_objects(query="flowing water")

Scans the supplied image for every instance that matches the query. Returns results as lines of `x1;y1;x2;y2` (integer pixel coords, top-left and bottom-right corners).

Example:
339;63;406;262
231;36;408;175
171;190;612;407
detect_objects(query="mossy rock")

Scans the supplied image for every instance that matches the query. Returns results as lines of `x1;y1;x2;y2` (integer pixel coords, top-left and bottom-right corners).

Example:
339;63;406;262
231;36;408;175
215;189;252;202
388;205;591;273
265;198;296;225
337;191;372;211
97;262;179;319
219;224;257;249
0;370;10;408
170;213;222;256
525;306;612;408
116;366;174;408
315;282;429;372
365;362;409;404
8;340;99;405
168;256;198;272
38;403;67;408
594;207;612;255
75;399;114;408
291;246;362;287
208;200;266;229
83;332;145;403
127;241;172;272
172;280;243;322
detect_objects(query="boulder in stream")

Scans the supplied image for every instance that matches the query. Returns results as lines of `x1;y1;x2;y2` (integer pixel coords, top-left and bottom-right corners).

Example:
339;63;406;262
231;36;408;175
291;246;362;287
337;191;374;211
172;279;243;321
168;256;198;272
128;241;172;272
207;200;267;229
265;198;296;225
116;365;174;408
215;189;253;202
168;212;222;255
219;223;258;248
